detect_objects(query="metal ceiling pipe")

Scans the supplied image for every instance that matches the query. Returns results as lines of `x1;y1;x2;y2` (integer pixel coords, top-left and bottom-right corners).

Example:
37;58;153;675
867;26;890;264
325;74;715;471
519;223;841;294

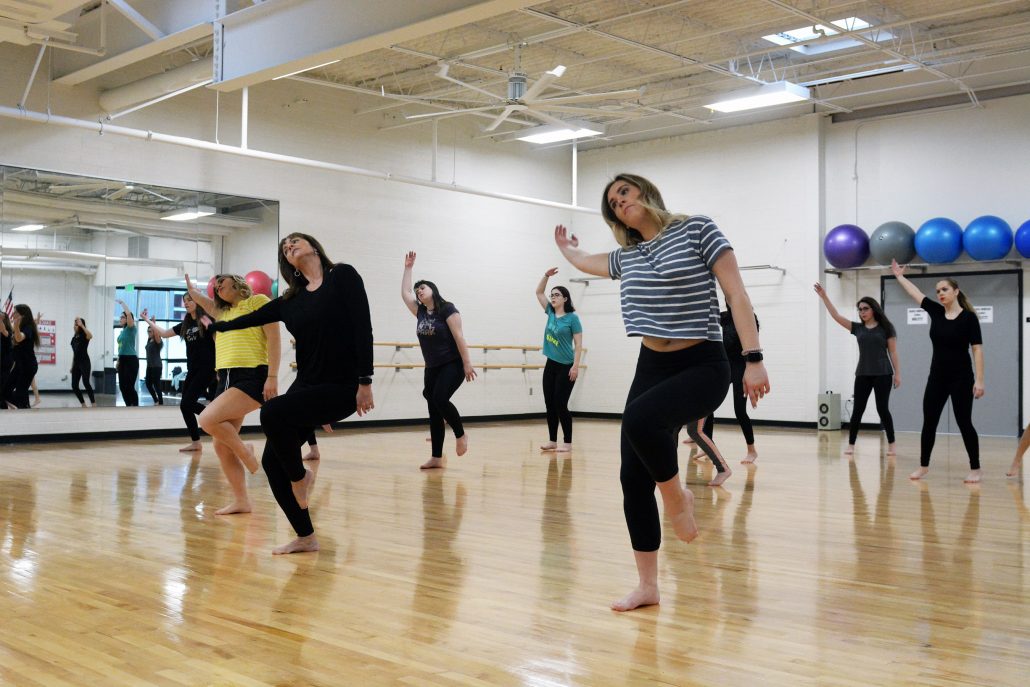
99;58;212;113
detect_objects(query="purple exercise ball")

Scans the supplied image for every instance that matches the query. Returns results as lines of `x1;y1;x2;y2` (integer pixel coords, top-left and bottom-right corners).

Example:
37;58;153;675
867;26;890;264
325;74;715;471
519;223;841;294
823;224;870;269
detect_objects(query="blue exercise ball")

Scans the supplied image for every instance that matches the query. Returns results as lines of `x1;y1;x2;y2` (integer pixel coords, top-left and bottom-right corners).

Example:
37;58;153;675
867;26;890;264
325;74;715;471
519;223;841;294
915;217;963;263
824;224;869;269
963;215;1012;261
1015;220;1030;259
869;221;915;265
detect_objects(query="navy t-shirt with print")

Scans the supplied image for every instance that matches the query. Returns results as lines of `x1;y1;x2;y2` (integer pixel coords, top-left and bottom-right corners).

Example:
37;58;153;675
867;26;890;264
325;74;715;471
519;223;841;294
416;303;460;368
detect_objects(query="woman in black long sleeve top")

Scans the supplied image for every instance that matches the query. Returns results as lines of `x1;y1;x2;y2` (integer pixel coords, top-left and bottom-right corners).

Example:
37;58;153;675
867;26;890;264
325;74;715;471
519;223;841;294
209;232;374;554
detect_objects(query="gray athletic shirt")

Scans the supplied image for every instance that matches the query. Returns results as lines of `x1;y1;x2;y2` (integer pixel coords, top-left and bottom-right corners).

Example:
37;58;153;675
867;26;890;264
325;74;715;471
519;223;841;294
850;322;894;376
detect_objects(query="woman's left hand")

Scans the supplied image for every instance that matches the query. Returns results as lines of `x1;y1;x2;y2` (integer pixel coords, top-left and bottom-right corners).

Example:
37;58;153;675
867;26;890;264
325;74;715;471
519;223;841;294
356;385;374;416
893;374;901;389
569;365;579;382
973;381;985;399
742;361;771;407
464;363;477;382
263;376;278;402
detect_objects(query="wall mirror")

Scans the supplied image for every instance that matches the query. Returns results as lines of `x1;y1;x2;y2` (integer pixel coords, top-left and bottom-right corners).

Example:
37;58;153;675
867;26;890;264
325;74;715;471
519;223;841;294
0;165;278;423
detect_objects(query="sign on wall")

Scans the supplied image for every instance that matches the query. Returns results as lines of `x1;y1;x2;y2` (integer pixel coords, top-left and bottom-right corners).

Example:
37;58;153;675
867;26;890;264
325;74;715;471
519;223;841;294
906;308;928;325
37;319;56;365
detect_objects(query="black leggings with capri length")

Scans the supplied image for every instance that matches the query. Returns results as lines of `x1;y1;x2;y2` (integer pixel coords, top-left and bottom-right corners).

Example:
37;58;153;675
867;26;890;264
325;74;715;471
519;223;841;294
849;374;895;444
542;357;576;443
621;341;730;552
71;359;95;405
260;380;358;537
118;355;139;406
920;366;979;469
179;367;217;442
424;359;465;458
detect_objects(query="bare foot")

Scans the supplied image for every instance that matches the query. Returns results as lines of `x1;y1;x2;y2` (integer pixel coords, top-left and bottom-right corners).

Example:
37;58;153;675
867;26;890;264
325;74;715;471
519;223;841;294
740;451;758;465
456;434;468;457
610;585;660;612
844;445;855;456
886;443;897;456
215;500;252;515
420;456;446;470
555;443;571;453
708;469;732;487
272;534;320;555
291;468;315;509
32;397;41;408
667;487;699;543
540;442;558;451
240;443;259;474
1007;456;1023;478
179;441;202;453
909;466;929;480
963;470;982;484
303;447;320;461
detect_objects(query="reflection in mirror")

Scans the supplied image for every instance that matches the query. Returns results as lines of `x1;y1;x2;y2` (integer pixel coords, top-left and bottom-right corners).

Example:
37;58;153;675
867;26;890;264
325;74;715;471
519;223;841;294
0;166;279;420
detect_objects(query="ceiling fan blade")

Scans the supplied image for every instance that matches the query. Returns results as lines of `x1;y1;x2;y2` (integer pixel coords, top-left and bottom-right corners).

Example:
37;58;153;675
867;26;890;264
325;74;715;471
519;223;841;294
538;104;644;118
521;65;565;102
524;109;573;128
405;105;502;121
483;105;520;132
529;88;642;106
435;64;503;100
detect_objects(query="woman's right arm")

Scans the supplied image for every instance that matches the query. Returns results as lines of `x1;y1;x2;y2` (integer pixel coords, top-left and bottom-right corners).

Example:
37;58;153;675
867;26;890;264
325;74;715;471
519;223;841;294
82;325;93;341
813;283;852;331
184;274;219;316
536;268;557;310
401;251;418;317
554;225;610;278
890;260;926;305
116;299;135;328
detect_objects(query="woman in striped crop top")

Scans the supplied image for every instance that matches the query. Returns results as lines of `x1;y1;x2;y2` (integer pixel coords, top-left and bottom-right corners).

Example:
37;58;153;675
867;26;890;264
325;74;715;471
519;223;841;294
186;272;281;516
554;173;770;612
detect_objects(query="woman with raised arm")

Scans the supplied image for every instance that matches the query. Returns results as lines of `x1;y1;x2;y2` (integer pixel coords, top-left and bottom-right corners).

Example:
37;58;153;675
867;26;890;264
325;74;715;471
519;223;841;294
115;299;140;406
6;306;41;409
890;260;984;483
143;325;165;405
141;294;217;451
814;284;900;456
401;251;476;470
70;317;96;407
207;233;373;554
535;267;584;453
555;173;769;612
0;312;15;409
186;272;280;515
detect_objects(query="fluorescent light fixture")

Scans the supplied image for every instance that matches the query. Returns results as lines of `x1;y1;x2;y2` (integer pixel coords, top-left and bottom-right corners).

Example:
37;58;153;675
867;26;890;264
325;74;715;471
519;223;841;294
12;223;45;232
763;17;894;55
273;60;341;80
161;206;216;222
515;120;604;144
704;81;810;113
800;64;916;88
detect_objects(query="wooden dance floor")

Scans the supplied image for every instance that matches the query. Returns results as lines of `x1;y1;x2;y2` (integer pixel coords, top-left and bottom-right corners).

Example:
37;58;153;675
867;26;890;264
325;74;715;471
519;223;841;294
1;420;1027;686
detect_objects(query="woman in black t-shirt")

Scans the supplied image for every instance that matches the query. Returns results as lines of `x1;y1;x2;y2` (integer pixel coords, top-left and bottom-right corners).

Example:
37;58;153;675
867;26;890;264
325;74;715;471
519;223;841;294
7;305;40;409
891;260;984;483
0;312;14;409
815;284;900;456
142;294;217;451
70;317;96;407
401;251;476;470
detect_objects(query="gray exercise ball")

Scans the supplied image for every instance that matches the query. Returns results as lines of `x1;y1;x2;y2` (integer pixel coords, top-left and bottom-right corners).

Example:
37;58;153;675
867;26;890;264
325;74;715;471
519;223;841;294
869;221;916;265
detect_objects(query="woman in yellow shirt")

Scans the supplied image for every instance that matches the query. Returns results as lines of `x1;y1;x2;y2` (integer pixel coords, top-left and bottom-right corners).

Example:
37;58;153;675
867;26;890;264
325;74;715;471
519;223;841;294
186;273;281;515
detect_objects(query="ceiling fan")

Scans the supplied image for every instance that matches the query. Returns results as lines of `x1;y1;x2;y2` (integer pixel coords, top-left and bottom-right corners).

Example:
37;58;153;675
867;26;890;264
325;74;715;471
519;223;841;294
405;46;643;133
46;180;175;203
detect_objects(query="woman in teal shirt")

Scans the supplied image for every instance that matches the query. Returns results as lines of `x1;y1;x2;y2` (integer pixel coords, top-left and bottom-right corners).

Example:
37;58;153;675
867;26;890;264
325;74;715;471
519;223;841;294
115;298;139;406
536;268;584;452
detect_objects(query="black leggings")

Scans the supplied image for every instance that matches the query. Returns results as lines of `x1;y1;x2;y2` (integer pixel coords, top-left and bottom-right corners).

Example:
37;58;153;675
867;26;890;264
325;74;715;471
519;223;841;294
849;374;895;444
145;366;163;405
424;359;465;458
686;421;729;473
542;358;576;443
71;359;95;405
698;358;754;446
920;367;979;469
621;342;729;552
260;381;358;537
118;355;139;406
180;366;217;441
9;358;38;409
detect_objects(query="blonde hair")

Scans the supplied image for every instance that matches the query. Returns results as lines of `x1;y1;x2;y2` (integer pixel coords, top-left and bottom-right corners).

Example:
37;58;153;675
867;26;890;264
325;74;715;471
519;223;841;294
601;173;688;248
212;274;253;310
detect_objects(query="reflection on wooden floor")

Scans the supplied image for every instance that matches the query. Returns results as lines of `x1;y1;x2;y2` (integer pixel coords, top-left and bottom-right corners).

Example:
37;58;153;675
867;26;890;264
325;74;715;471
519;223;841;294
1;420;1027;686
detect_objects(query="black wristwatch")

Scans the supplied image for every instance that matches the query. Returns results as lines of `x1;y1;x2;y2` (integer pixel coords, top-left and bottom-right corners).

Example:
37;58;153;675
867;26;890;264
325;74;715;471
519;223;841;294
743;351;764;363
358;376;373;385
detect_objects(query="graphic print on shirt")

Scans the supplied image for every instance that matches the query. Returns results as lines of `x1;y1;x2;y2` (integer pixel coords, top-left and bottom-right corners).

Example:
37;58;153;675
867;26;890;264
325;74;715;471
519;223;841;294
417;312;439;337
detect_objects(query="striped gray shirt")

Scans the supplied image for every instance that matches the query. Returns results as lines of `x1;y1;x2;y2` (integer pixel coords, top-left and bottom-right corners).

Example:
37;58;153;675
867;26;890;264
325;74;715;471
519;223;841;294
608;215;731;340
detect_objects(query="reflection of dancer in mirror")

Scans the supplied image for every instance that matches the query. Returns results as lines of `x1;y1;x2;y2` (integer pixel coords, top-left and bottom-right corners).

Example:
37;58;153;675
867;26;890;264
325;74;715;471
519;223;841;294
115;299;140;406
554;173;769;612
143;324;165;405
890;261;984;483
70;317;96;407
8;305;41;409
29;310;44;407
208;233;373;554
186;273;280;515
401;252;476;470
0;312;18;409
535;268;583;453
1007;422;1029;479
814;284;900;457
141;294;217;451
